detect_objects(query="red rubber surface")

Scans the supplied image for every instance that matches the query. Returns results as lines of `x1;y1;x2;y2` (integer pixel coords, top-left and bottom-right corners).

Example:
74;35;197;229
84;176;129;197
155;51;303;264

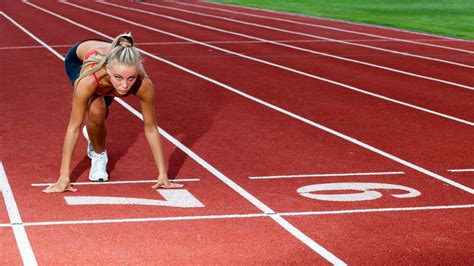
1;0;473;264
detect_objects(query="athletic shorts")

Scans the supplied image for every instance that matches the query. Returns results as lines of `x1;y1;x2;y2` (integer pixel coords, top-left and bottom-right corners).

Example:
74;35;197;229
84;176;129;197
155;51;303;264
64;40;114;106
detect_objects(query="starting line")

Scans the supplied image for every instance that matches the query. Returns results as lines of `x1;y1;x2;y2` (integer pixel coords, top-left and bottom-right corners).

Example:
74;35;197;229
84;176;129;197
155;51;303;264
31;178;200;187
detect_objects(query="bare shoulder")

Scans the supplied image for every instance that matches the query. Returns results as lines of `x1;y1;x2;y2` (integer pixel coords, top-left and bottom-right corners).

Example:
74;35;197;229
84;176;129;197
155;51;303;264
76;40;111;60
136;77;155;102
74;75;97;99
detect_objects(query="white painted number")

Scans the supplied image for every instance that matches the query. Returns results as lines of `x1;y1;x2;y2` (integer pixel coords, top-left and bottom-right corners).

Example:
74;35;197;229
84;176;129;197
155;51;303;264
64;189;204;208
297;182;420;202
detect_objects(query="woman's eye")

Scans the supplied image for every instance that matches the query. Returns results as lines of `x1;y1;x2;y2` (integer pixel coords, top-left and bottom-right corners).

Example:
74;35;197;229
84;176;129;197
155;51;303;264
115;76;122;81
128;77;136;81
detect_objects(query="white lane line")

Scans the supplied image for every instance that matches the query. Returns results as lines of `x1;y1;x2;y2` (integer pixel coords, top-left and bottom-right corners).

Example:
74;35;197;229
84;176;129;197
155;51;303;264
175;1;474;54
110;1;474;91
31;178;200;187
13;5;346;265
0;203;472;228
24;2;474;195
67;1;473;126
249;171;405;180
448;169;474;173
280;203;474;216
202;0;474;42
0;162;37;265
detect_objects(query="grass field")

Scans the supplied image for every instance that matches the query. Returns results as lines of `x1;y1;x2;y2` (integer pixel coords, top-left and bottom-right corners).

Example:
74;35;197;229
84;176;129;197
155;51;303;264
209;0;474;39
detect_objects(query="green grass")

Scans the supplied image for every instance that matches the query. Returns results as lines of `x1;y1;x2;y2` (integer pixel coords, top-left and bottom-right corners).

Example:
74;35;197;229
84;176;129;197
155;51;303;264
208;0;474;39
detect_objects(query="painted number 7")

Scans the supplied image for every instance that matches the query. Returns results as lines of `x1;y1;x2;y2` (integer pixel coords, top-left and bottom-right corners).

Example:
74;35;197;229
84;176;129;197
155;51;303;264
65;189;205;208
297;182;421;202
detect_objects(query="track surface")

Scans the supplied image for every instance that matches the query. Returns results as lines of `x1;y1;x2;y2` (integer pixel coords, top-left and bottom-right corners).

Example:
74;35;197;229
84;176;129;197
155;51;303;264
1;0;473;264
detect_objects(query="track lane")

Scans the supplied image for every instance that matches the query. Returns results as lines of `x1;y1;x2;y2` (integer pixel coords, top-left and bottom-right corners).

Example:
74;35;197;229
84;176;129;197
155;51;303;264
25;218;329;264
284;209;474;265
0;227;23;265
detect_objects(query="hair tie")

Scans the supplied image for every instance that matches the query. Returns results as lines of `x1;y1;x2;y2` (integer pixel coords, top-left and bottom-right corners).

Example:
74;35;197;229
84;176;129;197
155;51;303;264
120;35;134;47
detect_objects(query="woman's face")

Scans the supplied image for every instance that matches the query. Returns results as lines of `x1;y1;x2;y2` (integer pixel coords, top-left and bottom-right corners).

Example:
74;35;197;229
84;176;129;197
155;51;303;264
106;60;139;95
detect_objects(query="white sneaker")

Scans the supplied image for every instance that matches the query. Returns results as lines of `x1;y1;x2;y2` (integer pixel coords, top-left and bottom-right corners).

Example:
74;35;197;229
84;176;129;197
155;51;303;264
89;151;109;182
82;126;94;159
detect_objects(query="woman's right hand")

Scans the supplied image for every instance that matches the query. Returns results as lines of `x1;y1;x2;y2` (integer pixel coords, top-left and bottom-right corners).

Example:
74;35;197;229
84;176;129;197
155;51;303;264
42;176;77;193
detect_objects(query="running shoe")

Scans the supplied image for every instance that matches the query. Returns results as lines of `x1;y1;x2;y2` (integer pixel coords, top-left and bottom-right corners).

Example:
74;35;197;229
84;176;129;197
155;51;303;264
89;150;109;182
82;125;94;159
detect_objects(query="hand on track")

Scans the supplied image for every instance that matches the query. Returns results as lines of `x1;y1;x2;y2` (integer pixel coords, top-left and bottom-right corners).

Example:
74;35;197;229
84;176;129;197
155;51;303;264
42;181;78;193
152;180;184;189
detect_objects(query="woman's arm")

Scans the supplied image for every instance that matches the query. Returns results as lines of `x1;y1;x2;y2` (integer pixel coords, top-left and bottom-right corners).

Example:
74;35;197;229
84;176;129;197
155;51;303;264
137;78;183;189
43;78;96;193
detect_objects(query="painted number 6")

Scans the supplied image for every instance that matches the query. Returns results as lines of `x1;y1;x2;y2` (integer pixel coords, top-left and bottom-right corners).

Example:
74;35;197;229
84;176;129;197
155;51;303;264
297;182;420;202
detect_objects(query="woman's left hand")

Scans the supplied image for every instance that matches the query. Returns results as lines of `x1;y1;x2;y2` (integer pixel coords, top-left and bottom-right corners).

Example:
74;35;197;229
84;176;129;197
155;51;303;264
151;178;184;189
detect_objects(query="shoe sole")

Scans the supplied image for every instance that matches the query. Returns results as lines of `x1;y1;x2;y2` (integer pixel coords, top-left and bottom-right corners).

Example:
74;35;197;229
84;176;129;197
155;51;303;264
89;178;108;182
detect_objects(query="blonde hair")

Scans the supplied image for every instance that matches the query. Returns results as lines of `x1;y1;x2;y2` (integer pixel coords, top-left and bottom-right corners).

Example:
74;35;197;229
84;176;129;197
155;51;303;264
76;33;144;88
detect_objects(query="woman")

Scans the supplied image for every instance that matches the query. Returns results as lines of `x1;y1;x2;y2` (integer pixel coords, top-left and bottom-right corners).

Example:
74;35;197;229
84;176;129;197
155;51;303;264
43;33;183;193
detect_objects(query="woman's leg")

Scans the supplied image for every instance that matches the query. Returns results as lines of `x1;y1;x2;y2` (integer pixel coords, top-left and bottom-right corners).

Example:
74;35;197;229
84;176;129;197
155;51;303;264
85;96;109;181
86;96;108;153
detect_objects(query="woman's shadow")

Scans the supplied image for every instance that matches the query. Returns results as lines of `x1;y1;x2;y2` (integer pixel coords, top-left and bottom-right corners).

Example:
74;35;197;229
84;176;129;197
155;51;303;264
69;105;139;183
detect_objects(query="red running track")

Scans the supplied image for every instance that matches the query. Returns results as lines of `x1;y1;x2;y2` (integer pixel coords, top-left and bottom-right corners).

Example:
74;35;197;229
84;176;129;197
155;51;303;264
1;0;473;264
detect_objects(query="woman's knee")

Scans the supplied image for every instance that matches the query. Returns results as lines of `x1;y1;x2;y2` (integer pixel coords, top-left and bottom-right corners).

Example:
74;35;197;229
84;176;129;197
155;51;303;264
88;99;107;124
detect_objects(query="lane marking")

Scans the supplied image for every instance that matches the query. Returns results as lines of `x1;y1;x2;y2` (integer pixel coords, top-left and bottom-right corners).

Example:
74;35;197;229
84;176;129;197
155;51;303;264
20;3;474;196
297;182;421;202
31;178;200;187
250;171;405;180
448;169;474;173
281;203;474;216
175;1;474;54
65;190;205;208
108;1;474;91
202;0;474;42
10;6;346;265
0;162;37;265
69;1;473;125
0;203;472;228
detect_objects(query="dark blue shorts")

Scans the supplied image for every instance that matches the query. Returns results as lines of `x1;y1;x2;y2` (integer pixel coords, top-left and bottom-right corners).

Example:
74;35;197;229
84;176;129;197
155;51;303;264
64;39;114;106
64;43;83;85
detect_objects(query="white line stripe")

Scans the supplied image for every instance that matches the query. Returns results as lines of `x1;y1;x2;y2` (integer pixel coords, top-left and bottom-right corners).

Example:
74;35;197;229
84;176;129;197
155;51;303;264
68;1;474;125
31;178;200;186
280;203;474;216
202;0;474;42
177;1;474;54
249;171;405;180
448;169;474;173
114;1;474;91
0;203;472;228
16;4;346;264
25;1;474;195
0;162;37;265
